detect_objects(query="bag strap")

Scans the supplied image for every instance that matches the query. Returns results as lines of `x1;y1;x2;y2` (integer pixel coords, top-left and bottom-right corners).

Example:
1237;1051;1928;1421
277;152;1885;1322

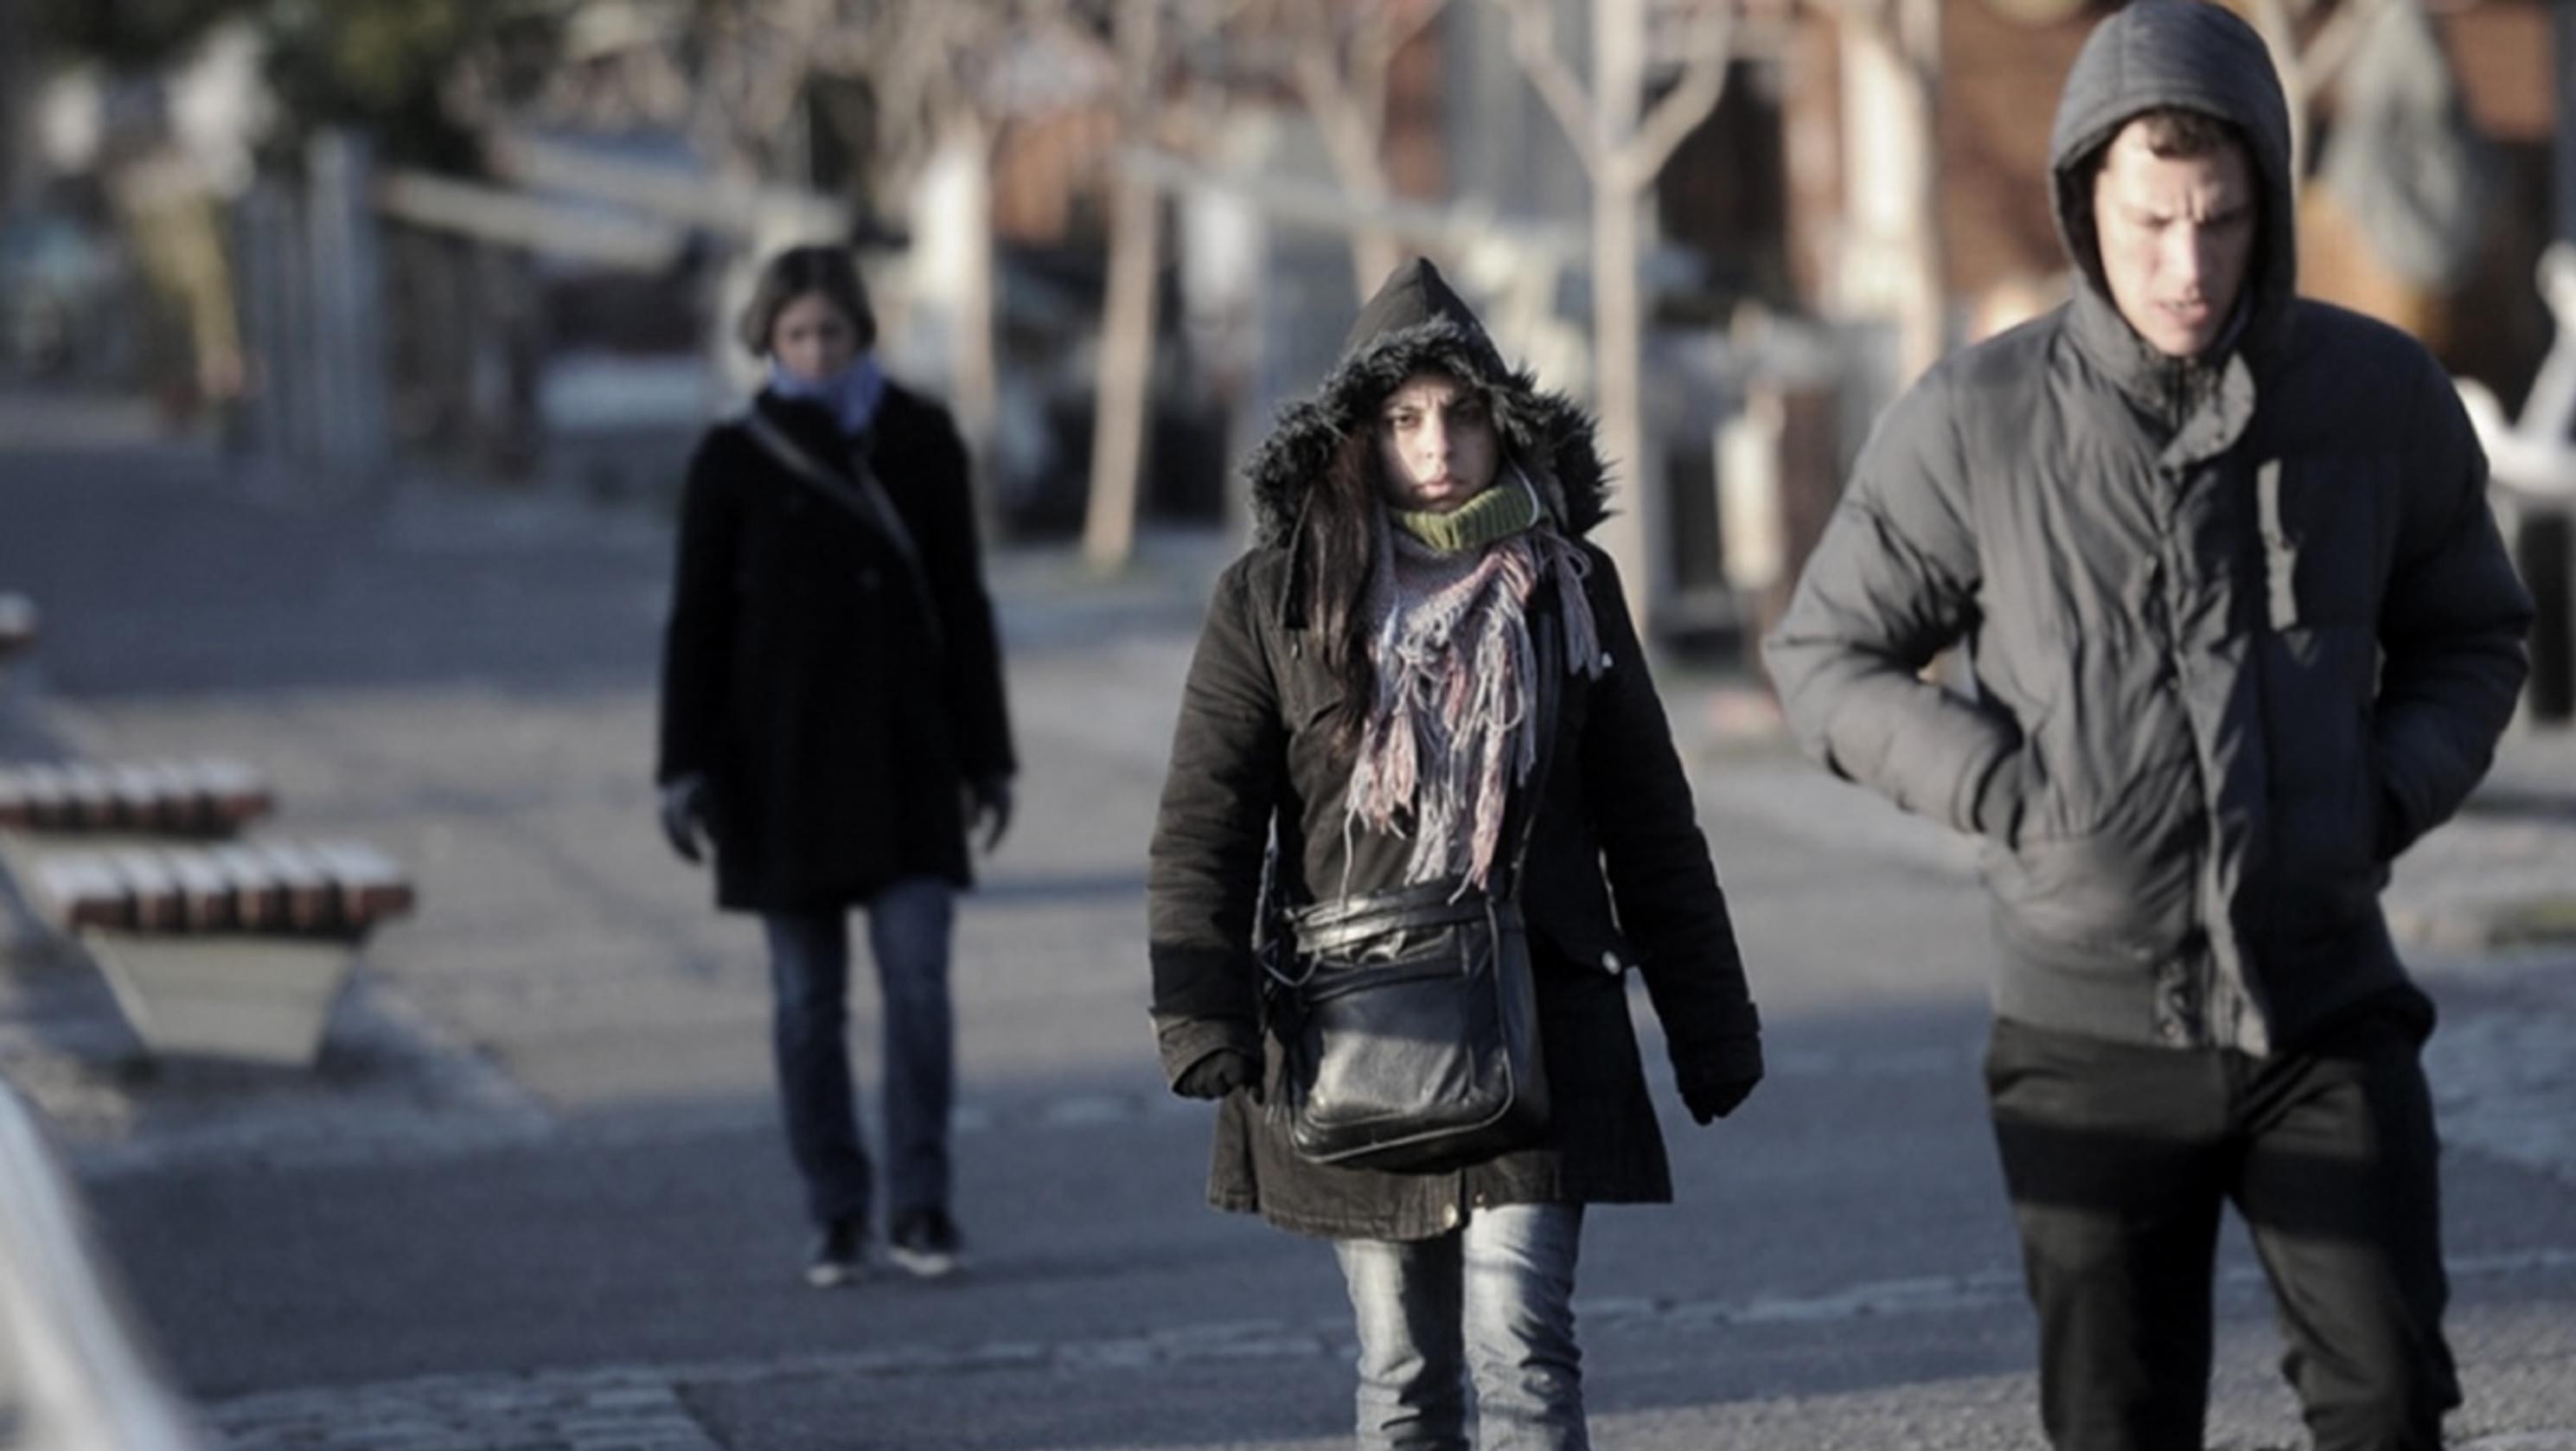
1256;567;1569;988
1491;585;1563;905
1254;831;1304;990
738;409;946;655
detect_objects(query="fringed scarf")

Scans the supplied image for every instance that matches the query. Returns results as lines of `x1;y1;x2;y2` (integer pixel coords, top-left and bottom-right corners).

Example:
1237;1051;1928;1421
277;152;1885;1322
1343;476;1605;894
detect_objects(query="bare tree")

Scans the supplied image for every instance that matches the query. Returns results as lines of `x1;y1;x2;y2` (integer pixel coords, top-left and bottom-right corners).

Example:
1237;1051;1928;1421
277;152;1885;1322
1083;0;1166;571
2239;0;2397;182
1491;0;1739;624
1072;0;1461;570
1812;0;1945;384
1247;0;1453;299
680;2;1039;455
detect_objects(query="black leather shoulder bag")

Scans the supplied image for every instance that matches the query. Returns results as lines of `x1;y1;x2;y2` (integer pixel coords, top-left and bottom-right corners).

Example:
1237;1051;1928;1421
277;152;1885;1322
1262;618;1560;1173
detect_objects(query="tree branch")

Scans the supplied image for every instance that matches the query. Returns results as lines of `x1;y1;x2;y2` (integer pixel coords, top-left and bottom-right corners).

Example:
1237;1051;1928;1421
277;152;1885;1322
1359;0;1454;99
1796;0;1892;28
1489;0;1604;176
1385;0;1454;55
1617;1;1736;189
2295;0;2397;104
1290;44;1392;200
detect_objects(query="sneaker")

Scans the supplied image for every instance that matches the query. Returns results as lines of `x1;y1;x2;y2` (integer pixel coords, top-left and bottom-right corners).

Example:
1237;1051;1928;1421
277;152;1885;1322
804;1216;866;1288
886;1207;963;1280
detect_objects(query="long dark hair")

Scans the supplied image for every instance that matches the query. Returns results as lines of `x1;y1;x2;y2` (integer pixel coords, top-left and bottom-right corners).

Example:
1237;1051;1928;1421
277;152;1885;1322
736;245;878;357
1303;429;1385;752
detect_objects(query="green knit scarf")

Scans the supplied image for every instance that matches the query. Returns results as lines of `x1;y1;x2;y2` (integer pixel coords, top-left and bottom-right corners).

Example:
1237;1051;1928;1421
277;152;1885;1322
1390;476;1543;555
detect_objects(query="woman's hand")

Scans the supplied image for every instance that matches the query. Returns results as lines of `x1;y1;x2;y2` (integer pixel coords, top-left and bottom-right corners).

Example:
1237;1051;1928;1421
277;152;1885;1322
659;775;711;864
1173;1047;1261;1102
967;774;1015;853
1677;1036;1765;1124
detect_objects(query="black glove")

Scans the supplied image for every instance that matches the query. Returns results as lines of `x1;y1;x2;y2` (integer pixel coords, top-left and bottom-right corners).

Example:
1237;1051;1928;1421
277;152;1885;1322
967;774;1014;854
659;774;710;865
1677;1036;1765;1125
1174;1048;1260;1102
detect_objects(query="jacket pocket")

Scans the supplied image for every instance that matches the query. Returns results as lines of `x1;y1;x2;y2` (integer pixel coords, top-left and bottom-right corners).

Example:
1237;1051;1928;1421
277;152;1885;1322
2257;457;2387;630
1278;656;1346;732
2260;630;2382;869
1985;828;2197;973
2272;695;2387;945
1533;913;1635;977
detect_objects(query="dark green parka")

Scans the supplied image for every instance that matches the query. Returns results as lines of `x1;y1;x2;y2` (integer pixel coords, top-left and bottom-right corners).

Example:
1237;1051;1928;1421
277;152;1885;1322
1147;261;1761;1241
1764;0;2532;1057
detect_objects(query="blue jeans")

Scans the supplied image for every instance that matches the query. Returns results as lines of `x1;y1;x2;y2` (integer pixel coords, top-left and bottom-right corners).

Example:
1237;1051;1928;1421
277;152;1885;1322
1333;1204;1589;1451
762;878;956;1229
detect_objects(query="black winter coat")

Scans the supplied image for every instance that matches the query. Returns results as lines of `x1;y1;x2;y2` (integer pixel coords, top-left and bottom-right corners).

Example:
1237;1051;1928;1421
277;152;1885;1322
657;384;1014;912
1763;0;2532;1056
1148;263;1761;1241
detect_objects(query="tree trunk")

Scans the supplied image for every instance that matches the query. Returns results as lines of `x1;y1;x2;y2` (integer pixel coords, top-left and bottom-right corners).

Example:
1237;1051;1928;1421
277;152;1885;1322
1838;0;1946;384
1083;0;1164;572
0;0;29;212
1592;187;1653;625
1350;229;1404;304
943;118;1002;529
1083;169;1160;571
1590;0;1657;630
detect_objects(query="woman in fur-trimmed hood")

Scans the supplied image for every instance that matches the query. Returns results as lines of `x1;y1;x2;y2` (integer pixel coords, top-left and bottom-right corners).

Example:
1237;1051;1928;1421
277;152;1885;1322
1147;257;1765;1449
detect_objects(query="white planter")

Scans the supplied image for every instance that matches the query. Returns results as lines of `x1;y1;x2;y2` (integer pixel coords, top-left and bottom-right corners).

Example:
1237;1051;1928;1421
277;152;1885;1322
82;930;359;1067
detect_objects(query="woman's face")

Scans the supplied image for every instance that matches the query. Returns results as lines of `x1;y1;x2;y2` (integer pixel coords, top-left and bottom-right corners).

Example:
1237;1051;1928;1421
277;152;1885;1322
1374;372;1499;515
770;291;861;383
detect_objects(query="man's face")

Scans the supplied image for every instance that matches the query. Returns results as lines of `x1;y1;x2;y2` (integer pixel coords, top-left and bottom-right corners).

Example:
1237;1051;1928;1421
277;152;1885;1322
2090;119;2257;359
1375;372;1499;515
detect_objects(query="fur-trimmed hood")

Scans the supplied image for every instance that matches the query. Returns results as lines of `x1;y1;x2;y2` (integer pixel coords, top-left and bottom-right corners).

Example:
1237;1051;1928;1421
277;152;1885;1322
1241;258;1610;549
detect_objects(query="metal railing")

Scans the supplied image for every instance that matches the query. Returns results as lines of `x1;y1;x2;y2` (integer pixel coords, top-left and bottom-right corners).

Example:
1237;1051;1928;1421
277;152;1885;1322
0;1077;204;1451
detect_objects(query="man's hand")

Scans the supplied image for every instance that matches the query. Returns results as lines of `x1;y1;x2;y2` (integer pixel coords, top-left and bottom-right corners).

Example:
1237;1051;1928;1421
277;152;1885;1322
1174;1048;1260;1102
967;774;1014;854
1972;744;2034;846
659;774;711;865
2375;779;2413;862
1677;1036;1765;1125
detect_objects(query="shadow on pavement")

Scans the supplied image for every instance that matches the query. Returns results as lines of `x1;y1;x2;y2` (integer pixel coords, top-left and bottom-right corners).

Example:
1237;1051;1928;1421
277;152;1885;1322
60;991;2576;1448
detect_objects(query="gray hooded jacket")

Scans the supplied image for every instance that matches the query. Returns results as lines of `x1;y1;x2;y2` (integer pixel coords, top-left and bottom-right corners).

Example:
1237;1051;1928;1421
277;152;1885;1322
1763;0;2532;1056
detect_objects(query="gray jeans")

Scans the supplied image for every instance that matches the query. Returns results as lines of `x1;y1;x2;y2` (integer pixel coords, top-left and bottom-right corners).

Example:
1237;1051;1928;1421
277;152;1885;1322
762;878;956;1229
1332;1204;1588;1451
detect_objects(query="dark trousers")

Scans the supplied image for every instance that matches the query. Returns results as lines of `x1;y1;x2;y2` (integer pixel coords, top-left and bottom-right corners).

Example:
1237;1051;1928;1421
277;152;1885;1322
1984;1003;2458;1451
762;879;957;1230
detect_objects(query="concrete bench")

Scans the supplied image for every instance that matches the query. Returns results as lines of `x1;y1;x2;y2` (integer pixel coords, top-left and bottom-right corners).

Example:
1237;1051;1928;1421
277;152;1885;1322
0;757;274;836
8;837;415;1066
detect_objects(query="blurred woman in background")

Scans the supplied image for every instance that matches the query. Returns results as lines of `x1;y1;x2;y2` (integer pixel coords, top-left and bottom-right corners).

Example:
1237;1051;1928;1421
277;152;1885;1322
655;244;1014;1288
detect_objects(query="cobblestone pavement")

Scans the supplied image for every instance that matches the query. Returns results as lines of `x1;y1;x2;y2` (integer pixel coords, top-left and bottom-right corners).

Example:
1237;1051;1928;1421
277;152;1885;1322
4;397;2575;1450
197;1267;2576;1451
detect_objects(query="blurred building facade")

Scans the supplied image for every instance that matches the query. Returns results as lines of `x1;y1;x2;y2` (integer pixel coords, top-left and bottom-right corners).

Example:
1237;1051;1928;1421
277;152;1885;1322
0;0;2566;670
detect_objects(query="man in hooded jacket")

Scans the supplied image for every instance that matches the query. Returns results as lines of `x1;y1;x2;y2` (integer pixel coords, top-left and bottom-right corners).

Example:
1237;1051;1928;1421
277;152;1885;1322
1765;3;2532;1448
